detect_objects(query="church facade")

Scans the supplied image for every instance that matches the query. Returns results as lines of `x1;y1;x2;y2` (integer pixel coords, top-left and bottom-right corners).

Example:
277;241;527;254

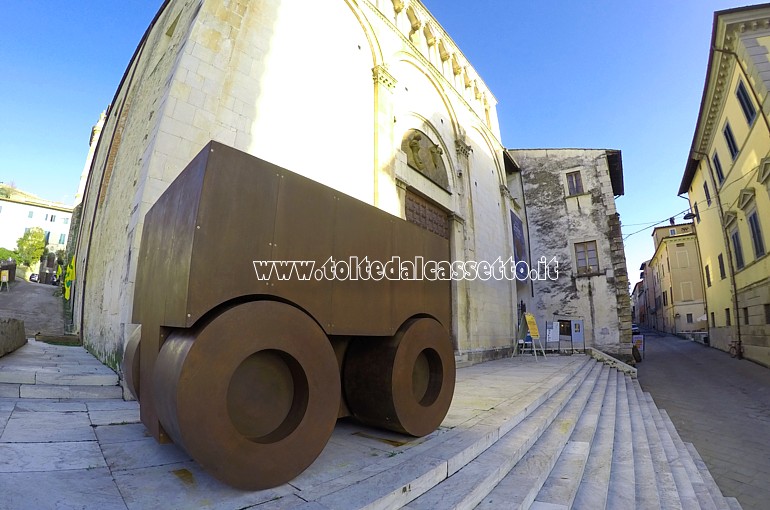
74;0;524;369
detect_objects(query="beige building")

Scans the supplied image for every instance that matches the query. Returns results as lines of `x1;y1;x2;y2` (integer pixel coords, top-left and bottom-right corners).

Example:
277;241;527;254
646;224;707;335
74;0;524;368
507;149;632;358
0;185;73;254
680;4;770;365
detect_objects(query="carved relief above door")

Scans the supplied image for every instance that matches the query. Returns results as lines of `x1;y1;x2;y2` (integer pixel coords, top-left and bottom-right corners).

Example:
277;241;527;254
401;129;450;192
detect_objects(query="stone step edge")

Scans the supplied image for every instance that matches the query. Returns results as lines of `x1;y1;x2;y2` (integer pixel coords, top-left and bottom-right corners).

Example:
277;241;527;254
605;371;636;509
290;356;595;507
586;347;637;378
514;365;612;510
625;376;661;509
643;393;701;510
631;382;683;510
658;409;720;510
0;383;124;399
532;365;612;509
685;442;731;510
297;357;591;509
572;367;619;510
408;362;604;510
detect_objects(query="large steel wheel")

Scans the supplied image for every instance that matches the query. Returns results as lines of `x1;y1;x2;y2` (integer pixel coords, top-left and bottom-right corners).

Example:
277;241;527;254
122;326;141;400
152;301;340;490
343;317;455;437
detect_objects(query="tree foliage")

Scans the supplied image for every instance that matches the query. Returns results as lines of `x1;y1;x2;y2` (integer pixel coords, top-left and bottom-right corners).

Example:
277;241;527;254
0;247;15;261
16;227;46;266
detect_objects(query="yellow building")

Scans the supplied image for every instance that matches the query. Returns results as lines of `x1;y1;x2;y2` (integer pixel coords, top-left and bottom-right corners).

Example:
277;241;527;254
646;224;707;336
680;4;770;366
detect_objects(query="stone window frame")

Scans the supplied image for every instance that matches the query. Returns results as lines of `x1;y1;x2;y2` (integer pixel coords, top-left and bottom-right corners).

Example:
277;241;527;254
712;152;725;184
736;80;757;126
725;307;732;327
718;253;726;279
574;240;599;276
565;171;584;196
730;226;745;270
723;121;739;161
686;313;693;324
747;208;766;259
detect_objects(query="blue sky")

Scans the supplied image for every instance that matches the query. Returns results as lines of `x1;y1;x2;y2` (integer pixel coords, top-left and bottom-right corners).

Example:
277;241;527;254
0;1;749;287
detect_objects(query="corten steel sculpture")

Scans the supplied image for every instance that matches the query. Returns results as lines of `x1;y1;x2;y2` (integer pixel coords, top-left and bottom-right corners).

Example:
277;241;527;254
124;141;455;490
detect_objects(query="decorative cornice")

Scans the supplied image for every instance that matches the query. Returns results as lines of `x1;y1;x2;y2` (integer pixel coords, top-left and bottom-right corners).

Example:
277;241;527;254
698;18;770;154
372;65;397;90
724;210;738;228
759;157;770;184
395;177;409;190
499;184;512;199
737;187;756;210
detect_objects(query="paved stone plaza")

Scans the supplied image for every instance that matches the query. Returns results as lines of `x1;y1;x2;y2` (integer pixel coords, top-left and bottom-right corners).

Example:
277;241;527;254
0;338;742;509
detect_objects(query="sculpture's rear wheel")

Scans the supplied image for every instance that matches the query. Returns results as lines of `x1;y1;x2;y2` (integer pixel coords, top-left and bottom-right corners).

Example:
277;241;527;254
343;317;455;436
152;301;340;490
123;326;141;400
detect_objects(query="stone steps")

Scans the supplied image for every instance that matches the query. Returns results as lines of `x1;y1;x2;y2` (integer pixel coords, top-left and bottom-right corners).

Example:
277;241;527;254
318;357;739;510
0;339;121;399
0;340;741;510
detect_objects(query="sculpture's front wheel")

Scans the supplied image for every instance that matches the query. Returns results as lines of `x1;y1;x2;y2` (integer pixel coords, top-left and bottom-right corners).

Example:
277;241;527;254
153;300;340;490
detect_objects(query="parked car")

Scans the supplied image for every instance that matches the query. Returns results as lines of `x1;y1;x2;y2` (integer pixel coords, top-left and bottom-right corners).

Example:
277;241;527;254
632;323;641;335
29;273;39;283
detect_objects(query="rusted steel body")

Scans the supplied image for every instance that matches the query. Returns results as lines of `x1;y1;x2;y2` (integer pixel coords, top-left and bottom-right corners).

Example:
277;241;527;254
126;141;454;489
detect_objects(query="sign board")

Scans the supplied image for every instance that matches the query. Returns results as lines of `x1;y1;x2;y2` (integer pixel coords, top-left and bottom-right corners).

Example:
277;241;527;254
632;334;644;354
524;313;540;339
546;322;558;343
0;270;8;282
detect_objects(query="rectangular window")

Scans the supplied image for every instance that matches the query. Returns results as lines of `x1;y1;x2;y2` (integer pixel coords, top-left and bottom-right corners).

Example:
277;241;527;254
28;211;33;218
669;228;676;236
765;304;770;324
44;214;48;221
736;80;757;125
711;312;716;327
694;203;701;223
743;307;750;325
566;171;584;196
712;153;725;183
731;228;745;269
725;308;731;326
63;217;69;225
43;231;50;244
724;122;739;160
663;291;668;306
705;265;711;287
0;205;2;213
58;234;66;244
50;214;56;222
703;182;712;205
676;250;689;268
687;313;693;324
24;228;30;234
575;241;598;275
748;210;766;258
718;253;726;279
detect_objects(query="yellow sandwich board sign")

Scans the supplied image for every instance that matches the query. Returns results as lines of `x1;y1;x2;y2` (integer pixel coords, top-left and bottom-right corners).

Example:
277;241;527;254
524;313;540;339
